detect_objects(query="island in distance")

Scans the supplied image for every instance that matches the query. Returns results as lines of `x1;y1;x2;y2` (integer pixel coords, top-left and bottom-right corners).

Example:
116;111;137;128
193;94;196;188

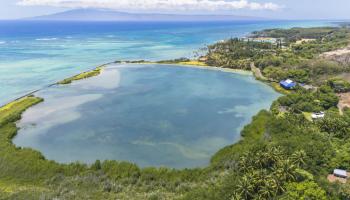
26;8;262;22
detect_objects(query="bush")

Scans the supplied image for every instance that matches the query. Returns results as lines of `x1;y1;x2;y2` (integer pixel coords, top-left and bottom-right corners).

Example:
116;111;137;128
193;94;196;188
328;78;350;92
282;181;327;200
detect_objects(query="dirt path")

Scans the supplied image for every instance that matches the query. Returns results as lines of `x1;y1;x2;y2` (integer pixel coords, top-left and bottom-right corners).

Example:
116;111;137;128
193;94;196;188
250;62;267;80
321;45;350;65
338;92;350;115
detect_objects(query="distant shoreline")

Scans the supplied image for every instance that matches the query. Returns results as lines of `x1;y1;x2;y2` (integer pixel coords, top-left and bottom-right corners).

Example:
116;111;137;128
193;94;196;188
117;62;253;76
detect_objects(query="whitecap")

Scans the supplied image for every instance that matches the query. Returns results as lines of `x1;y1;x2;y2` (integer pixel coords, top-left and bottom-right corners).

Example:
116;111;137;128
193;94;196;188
0;41;6;44
35;38;57;41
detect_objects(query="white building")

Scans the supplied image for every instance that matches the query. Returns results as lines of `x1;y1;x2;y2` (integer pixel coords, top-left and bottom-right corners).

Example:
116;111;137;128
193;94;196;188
334;169;348;179
311;112;325;120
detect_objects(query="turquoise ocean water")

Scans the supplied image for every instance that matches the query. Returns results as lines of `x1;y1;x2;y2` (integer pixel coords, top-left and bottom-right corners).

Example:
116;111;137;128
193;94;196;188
0;20;333;105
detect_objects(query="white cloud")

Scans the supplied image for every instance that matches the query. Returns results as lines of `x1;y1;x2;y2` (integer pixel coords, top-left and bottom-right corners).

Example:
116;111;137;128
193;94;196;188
17;0;282;12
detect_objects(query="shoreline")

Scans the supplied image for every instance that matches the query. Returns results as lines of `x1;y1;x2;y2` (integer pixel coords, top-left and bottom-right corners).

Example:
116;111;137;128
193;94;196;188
161;63;253;75
120;62;253;75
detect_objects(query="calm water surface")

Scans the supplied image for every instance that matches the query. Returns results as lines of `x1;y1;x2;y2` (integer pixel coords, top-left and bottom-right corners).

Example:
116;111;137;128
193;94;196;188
14;64;280;168
0;20;332;105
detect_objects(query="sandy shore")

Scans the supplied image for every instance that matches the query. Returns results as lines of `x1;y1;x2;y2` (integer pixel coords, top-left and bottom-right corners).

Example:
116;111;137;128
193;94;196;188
126;62;253;76
171;64;252;76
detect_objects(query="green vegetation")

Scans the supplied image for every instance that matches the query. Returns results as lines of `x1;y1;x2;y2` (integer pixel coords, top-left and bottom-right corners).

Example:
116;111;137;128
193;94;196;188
206;27;350;86
0;96;43;127
252;27;341;44
274;85;339;113
2;26;350;199
282;181;328;200
328;78;350;92
206;38;274;70
58;66;103;84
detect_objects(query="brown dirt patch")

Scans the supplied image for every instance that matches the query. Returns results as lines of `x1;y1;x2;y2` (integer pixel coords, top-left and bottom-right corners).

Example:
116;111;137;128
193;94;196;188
338;73;350;82
338;92;350;113
321;46;350;65
328;174;347;184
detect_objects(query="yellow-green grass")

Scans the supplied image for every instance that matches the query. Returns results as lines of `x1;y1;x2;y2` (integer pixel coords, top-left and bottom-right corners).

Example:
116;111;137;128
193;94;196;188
277;111;287;118
140;59;208;66
58;66;103;85
177;60;208;66
0;96;43;127
270;82;292;95
119;59;209;66
0;180;49;196
302;112;313;122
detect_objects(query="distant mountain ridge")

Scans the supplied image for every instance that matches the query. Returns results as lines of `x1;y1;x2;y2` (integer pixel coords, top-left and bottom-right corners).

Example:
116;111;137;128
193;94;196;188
27;9;262;22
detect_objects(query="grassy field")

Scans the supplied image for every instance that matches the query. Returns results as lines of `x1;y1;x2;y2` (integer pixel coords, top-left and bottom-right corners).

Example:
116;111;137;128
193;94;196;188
269;82;292;95
302;112;313;121
176;60;208;66
0;96;43;126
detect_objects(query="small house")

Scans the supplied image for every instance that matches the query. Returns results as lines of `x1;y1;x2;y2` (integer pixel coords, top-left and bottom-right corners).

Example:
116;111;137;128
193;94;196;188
280;79;297;90
334;169;348;179
198;56;208;62
328;169;349;183
311;112;325;120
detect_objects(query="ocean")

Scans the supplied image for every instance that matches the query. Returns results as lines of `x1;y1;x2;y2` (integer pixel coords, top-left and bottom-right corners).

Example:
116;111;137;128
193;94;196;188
0;20;333;105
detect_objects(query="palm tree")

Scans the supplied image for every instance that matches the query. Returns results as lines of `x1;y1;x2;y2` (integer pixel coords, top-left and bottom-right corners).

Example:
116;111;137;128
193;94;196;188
237;155;249;171
236;175;254;199
273;176;286;194
291;150;306;167
275;159;297;182
253;152;265;168
258;177;278;199
230;192;242;200
266;146;283;168
238;154;255;173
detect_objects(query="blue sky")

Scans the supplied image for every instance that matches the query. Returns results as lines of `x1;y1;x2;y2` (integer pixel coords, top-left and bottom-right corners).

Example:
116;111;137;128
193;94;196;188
1;0;350;20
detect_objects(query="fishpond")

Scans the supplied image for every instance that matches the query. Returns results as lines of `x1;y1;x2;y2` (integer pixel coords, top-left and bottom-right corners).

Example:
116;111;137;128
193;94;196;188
14;64;280;168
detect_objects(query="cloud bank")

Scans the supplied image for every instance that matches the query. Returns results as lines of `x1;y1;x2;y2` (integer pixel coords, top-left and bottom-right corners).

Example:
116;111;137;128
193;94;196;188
17;0;282;12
